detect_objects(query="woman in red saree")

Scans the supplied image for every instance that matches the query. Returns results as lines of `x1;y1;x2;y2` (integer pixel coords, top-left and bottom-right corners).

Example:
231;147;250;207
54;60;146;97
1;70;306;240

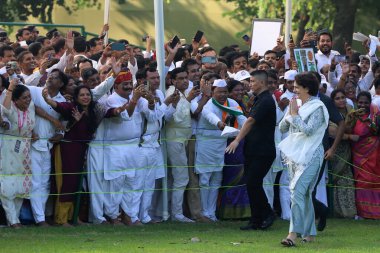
347;91;380;219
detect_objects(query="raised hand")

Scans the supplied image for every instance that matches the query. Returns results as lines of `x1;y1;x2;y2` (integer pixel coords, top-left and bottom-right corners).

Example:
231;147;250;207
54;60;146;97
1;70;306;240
110;57;122;76
39;59;50;75
42;88;49;101
72;107;85;122
289;98;299;116
65;30;74;52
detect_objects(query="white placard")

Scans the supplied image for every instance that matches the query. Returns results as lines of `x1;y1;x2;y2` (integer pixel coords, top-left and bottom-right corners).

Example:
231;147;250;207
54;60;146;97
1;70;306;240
250;19;283;56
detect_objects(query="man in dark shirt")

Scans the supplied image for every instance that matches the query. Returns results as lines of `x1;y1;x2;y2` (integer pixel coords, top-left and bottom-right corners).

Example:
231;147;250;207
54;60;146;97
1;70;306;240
226;70;276;230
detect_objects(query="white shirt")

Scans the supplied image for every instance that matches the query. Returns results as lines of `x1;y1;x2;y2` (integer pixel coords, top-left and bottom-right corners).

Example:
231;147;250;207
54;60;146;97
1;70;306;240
165;85;192;143
104;92;160;143
91;76;115;101
28;86;66;151
140;89;175;148
22;52;70;87
372;95;380;110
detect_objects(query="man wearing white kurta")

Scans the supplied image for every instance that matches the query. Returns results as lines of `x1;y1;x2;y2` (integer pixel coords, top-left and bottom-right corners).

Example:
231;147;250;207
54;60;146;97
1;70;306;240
138;68;178;224
165;67;193;222
29;70;67;226
103;77;159;225
196;79;246;221
85;65;119;224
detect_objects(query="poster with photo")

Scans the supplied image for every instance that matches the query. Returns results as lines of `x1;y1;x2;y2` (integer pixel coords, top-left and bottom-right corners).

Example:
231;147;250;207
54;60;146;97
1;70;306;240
293;48;317;73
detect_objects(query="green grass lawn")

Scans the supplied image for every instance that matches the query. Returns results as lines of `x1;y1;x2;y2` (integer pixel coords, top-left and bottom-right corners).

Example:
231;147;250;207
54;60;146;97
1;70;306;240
0;219;379;253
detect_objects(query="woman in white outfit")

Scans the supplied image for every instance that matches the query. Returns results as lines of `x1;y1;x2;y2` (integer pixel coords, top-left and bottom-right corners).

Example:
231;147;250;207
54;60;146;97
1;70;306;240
278;73;329;246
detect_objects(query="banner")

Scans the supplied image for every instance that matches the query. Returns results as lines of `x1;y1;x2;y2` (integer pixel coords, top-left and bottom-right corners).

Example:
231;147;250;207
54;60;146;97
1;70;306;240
293;48;317;72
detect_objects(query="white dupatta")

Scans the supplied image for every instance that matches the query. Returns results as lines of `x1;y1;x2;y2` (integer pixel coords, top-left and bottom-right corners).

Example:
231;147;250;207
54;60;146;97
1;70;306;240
278;99;329;166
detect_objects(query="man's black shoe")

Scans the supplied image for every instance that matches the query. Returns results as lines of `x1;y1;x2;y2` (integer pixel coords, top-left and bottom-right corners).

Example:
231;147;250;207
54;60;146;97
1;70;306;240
260;215;275;230
240;222;259;231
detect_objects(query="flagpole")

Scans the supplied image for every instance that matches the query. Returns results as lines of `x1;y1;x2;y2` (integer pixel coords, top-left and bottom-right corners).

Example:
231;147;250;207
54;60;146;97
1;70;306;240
104;0;110;45
154;0;169;221
285;0;292;47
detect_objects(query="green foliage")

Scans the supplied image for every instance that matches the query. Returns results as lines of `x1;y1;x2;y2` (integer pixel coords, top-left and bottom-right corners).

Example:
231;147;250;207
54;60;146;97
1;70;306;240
0;0;100;23
221;0;379;49
222;0;335;36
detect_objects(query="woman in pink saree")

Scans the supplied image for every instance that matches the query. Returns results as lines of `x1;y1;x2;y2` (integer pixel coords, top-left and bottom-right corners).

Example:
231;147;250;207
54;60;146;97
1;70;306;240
347;91;380;219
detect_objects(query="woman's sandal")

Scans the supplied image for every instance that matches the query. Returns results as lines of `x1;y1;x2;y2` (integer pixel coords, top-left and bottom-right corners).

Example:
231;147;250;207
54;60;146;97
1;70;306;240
281;238;296;247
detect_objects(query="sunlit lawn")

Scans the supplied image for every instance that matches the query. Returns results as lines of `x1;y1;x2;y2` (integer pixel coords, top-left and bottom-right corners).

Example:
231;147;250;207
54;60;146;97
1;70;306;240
0;218;379;253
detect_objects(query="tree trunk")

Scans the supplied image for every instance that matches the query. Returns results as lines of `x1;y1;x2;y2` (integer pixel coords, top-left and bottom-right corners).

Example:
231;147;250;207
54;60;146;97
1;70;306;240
295;8;310;46
331;0;358;53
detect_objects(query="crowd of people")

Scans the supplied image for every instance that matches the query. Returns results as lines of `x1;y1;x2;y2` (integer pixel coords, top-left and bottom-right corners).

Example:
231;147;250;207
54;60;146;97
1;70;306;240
0;23;379;245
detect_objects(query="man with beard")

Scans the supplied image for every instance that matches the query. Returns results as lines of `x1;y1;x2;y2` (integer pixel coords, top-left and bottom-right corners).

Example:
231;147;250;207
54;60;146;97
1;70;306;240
315;32;342;78
16;28;34;45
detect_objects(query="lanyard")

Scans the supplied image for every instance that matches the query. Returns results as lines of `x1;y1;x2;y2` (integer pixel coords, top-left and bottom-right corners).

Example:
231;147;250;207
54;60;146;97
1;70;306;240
16;105;27;134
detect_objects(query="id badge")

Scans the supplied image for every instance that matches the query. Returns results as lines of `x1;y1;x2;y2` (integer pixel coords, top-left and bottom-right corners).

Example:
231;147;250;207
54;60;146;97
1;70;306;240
14;140;21;153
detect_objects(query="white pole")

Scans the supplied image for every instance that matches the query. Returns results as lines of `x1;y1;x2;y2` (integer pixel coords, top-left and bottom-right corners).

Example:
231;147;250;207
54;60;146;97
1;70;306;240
284;0;292;47
104;0;110;45
154;0;169;221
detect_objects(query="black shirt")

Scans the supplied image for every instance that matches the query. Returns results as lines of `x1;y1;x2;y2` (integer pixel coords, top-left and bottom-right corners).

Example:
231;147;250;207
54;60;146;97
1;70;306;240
244;90;276;157
319;93;343;150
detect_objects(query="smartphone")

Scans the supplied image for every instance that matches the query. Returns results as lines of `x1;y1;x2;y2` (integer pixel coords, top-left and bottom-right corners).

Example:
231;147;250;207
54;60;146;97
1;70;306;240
142;35;149;42
334;55;347;63
111;42;125;51
170;35;180;49
6;61;18;70
289;34;294;42
193;30;204;43
193;81;200;89
242;34;250;42
201;56;217;64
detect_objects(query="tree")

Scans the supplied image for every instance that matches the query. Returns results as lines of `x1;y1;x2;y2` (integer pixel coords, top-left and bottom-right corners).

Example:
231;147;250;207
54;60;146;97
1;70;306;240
222;0;380;53
0;0;100;23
